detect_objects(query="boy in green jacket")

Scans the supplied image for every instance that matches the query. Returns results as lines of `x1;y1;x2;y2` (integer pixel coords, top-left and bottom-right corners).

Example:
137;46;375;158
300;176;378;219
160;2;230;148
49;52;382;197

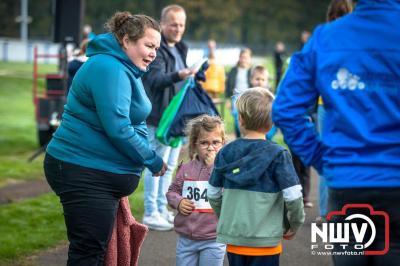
208;87;305;266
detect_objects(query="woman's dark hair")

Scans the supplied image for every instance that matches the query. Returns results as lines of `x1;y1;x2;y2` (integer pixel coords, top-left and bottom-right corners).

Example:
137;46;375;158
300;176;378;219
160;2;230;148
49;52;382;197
105;11;161;45
326;0;353;22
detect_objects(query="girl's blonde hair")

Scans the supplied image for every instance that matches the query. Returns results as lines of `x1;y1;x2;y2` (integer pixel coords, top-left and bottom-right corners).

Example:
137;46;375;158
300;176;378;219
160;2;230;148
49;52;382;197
184;115;225;160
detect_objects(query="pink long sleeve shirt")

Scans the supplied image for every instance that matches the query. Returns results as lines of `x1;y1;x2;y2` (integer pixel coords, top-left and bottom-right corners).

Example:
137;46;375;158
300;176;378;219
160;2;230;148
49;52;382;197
166;159;219;240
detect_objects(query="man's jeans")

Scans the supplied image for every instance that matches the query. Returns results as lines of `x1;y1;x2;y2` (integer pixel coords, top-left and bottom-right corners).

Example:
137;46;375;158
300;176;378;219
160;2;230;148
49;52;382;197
318;104;328;217
231;95;241;138
143;125;181;216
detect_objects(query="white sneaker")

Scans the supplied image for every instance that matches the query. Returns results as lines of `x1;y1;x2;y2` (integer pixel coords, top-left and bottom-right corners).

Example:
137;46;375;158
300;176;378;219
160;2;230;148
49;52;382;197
160;210;175;223
142;212;173;231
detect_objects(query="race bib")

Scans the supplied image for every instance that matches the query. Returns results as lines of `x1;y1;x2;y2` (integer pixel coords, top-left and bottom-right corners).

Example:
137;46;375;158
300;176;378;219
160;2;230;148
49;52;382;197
182;180;213;212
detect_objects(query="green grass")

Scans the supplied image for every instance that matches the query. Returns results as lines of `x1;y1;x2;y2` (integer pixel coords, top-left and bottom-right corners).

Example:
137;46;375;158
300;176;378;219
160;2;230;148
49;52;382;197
0;61;56;79
0;194;66;262
0;181;145;264
0;62;57;186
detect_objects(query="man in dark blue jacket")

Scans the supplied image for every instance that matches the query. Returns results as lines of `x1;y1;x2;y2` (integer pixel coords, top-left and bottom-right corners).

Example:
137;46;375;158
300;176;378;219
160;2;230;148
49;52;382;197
273;1;400;264
142;4;194;231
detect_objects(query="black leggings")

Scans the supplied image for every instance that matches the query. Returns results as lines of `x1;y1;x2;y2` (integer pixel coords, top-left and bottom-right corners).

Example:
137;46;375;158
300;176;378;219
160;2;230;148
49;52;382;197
44;153;140;266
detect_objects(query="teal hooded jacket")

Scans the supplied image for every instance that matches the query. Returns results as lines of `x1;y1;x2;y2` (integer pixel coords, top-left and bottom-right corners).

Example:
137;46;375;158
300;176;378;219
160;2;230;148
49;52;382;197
47;33;163;175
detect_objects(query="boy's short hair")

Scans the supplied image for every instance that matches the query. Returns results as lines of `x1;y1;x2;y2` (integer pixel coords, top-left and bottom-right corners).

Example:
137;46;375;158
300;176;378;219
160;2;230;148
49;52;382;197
239;47;252;57
251;65;268;78
236;87;275;131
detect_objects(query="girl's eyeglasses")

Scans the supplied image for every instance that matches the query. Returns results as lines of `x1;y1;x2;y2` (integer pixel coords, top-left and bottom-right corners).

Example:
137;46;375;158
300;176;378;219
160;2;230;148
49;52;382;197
197;140;223;149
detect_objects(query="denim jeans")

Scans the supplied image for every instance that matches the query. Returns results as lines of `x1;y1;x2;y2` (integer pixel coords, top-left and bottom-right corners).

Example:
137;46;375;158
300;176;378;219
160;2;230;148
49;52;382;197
143;125;181;216
317;104;328;216
231;95;241;138
176;235;226;266
44;154;139;266
318;175;328;217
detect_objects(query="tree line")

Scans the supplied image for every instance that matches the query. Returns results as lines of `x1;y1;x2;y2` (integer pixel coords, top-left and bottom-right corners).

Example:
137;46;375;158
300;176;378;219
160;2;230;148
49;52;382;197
0;0;332;53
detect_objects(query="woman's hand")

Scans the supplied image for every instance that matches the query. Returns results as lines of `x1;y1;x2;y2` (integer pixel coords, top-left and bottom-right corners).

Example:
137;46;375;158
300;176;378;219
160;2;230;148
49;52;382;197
178;198;195;216
153;162;168;177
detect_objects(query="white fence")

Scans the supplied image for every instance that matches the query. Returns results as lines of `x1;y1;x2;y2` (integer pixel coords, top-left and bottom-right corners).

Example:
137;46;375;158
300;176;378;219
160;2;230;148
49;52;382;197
0;38;60;64
0;38;264;67
186;47;242;67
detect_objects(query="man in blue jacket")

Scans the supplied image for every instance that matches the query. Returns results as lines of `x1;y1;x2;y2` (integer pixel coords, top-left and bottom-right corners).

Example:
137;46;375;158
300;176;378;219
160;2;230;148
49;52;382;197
142;4;194;231
272;1;400;265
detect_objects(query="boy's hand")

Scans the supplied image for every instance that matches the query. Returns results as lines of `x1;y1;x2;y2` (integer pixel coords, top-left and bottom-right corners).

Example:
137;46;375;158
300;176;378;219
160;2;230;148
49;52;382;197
283;229;296;240
178;199;195;215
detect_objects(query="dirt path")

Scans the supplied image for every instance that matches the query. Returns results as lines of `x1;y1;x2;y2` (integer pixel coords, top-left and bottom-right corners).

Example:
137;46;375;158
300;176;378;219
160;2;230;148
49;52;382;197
22;170;332;266
0;179;51;205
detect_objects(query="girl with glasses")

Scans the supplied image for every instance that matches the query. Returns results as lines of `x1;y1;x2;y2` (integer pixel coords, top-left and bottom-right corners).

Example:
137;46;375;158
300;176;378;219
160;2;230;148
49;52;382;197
166;115;226;266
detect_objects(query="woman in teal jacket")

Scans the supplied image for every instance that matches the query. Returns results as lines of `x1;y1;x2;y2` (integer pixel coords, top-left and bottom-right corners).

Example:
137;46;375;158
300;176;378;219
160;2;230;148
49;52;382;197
44;12;166;265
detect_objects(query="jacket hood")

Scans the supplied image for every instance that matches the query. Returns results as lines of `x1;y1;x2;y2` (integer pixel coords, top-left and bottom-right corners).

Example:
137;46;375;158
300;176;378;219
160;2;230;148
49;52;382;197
214;139;282;186
86;33;145;78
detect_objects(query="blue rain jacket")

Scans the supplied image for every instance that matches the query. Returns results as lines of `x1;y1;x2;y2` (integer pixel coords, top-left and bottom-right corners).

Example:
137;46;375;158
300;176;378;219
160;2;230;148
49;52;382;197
272;0;400;188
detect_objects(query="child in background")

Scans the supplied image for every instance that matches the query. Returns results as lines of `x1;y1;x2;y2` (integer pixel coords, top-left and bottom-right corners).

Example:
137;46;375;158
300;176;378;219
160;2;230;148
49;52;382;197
226;48;252;138
67;39;89;91
208;88;305;266
166;115;226;266
249;65;271;90
249;65;277;140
